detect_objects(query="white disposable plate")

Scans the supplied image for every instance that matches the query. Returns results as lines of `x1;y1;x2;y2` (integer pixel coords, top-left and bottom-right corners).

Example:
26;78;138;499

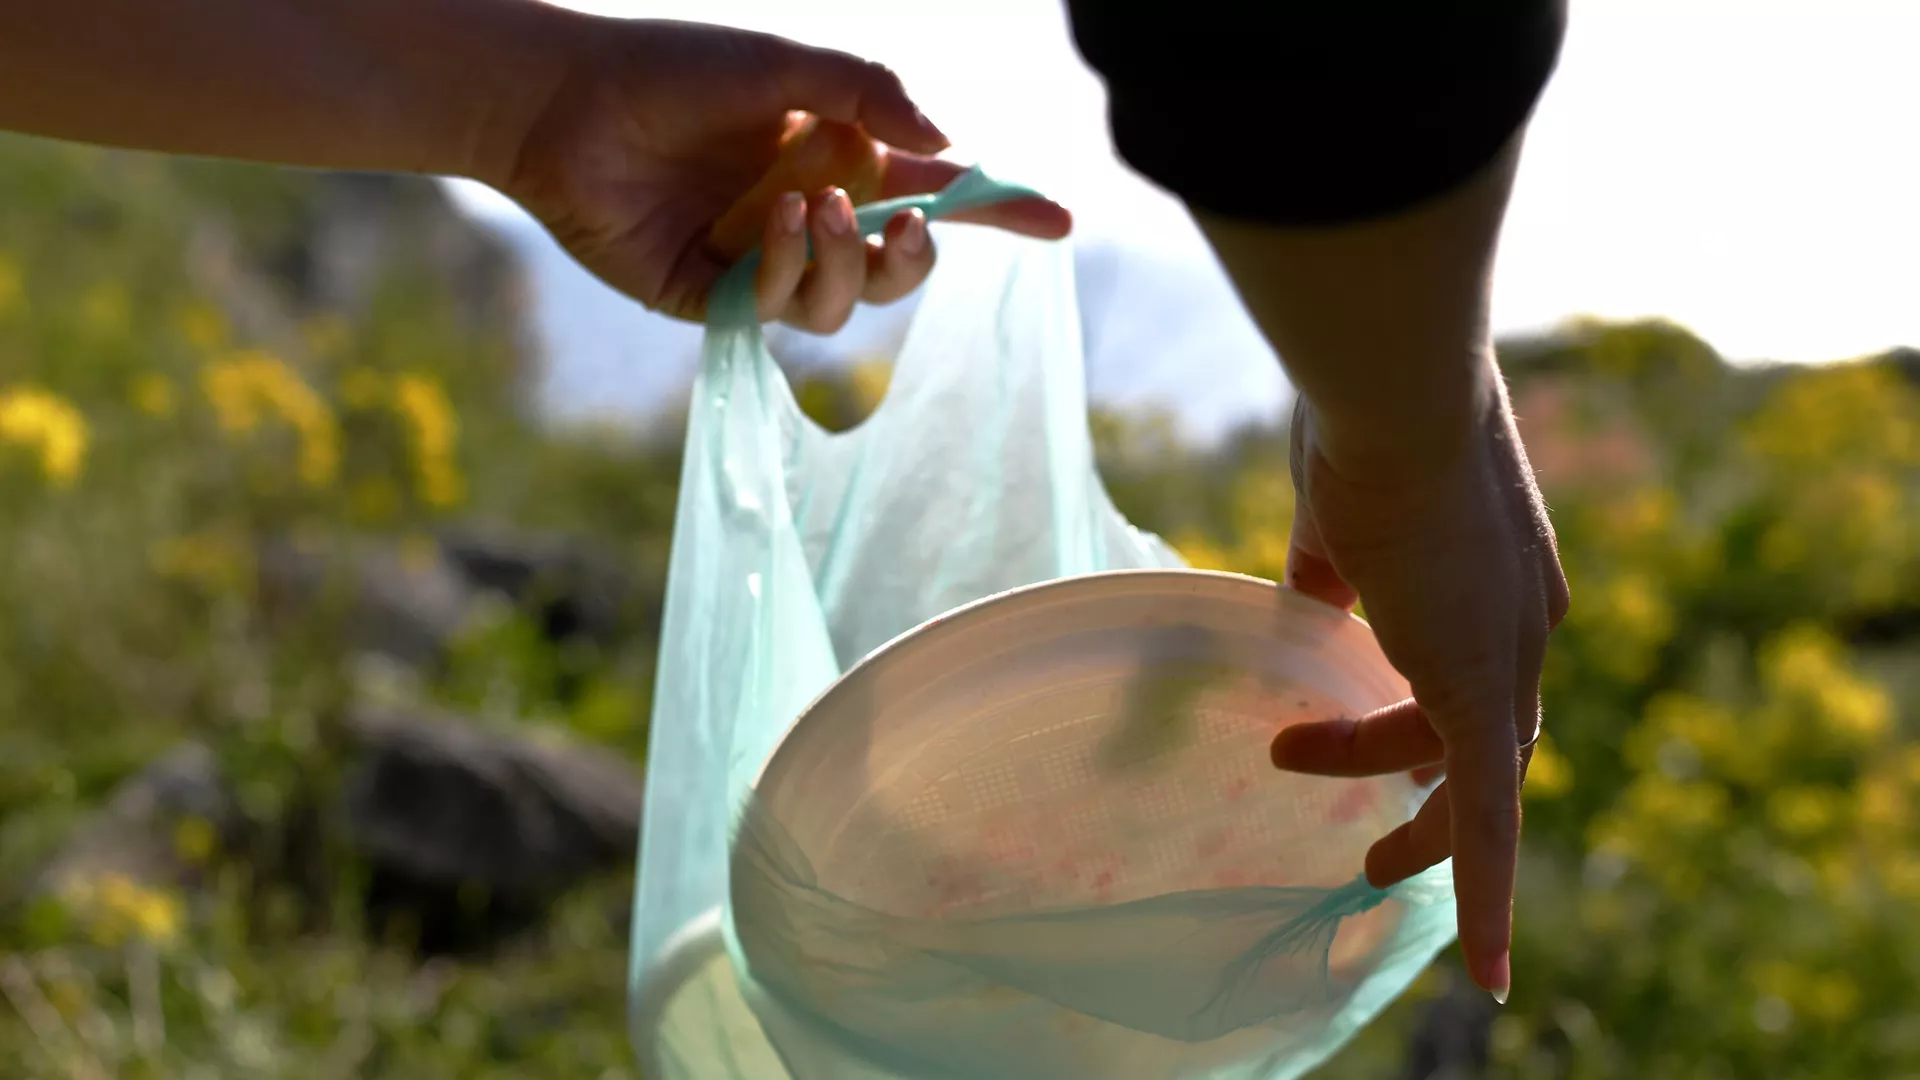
741;567;1420;965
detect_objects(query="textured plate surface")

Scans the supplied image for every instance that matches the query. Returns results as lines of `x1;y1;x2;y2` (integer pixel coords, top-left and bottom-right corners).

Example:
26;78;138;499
746;570;1419;964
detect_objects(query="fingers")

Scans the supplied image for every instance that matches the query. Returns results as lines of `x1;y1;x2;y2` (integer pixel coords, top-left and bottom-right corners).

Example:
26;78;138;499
863;208;932;306
766;43;948;154
1364;778;1452;889
1285;398;1359;609
1434;711;1524;1004
1286;511;1358;610
795;188;866;333
753;191;934;332
1270;699;1443;777
754;192;810;322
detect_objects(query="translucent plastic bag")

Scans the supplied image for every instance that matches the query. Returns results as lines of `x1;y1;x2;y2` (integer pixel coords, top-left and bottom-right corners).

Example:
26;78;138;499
628;168;1457;1080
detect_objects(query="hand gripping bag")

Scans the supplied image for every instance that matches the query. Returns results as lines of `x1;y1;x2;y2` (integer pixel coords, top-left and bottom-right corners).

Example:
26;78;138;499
627;168;1457;1080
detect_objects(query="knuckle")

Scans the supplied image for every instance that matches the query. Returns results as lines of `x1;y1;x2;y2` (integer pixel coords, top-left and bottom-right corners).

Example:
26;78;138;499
805;301;853;335
1464;792;1522;846
864;60;907;95
1546;573;1572;630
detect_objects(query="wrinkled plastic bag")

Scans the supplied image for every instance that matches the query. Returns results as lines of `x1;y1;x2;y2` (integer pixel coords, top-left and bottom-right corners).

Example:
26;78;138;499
628;168;1456;1080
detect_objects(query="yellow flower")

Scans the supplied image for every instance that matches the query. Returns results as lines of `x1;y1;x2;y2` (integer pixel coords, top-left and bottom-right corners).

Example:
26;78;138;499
58;872;183;947
1167;468;1296;582
1759;626;1891;741
1524;732;1573;799
1766;786;1844;840
1569;571;1675;681
1820;678;1893;740
393;373;465;508
1173;532;1233;572
1619;487;1676;538
1744;361;1920;471
0;385;89;486
200;351;339;487
1632;693;1755;781
130;373;176;417
1606;574;1670;641
1588;775;1728;877
0;251;22;318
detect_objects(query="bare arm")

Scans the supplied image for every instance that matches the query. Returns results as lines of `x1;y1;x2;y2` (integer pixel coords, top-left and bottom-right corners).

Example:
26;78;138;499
0;0;576;183
0;4;1069;327
1194;142;1521;482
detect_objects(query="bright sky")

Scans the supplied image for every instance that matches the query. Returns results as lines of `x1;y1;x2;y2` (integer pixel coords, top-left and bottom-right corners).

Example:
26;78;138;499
452;0;1920;365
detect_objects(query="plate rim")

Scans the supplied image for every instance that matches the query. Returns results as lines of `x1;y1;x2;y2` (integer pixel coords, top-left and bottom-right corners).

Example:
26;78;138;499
750;568;1385;793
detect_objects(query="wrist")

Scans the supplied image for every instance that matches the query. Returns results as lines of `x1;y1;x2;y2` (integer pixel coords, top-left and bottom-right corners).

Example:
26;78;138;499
1306;352;1502;486
451;0;601;188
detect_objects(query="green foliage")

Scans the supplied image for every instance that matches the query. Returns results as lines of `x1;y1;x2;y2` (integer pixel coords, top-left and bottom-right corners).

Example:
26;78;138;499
0;134;660;1077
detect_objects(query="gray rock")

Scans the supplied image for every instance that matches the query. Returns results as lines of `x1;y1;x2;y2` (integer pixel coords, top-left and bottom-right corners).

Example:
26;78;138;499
26;743;242;901
339;705;642;902
255;536;482;670
436;525;642;648
23;706;642;955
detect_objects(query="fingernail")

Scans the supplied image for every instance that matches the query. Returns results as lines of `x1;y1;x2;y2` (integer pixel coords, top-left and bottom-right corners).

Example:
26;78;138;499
823;189;854;235
897;209;927;255
1487;951;1511;1006
1269;732;1296;769
779;192;806;235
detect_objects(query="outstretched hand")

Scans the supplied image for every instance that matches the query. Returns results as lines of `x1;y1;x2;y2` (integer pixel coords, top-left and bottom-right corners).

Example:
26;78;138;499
497;19;1071;328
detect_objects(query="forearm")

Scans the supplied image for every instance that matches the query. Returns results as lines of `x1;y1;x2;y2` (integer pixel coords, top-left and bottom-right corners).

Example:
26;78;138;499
1067;2;1563;476
1195;142;1522;480
0;0;582;182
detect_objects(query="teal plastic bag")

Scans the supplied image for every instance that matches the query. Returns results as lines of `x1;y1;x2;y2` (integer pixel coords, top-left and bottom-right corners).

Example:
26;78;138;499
628;169;1456;1079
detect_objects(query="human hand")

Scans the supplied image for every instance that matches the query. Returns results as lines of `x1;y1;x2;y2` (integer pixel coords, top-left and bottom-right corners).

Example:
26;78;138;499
491;18;1071;328
1268;371;1569;1003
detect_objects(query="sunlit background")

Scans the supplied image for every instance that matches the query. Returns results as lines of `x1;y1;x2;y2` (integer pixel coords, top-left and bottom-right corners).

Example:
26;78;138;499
453;0;1920;440
2;2;1918;1078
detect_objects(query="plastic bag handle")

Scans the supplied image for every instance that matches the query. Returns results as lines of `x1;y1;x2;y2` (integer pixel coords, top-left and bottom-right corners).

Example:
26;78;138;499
706;167;1048;329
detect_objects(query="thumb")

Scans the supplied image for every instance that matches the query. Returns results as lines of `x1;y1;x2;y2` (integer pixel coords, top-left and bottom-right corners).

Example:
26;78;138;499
1286;500;1357;611
1286;397;1358;610
761;38;949;153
